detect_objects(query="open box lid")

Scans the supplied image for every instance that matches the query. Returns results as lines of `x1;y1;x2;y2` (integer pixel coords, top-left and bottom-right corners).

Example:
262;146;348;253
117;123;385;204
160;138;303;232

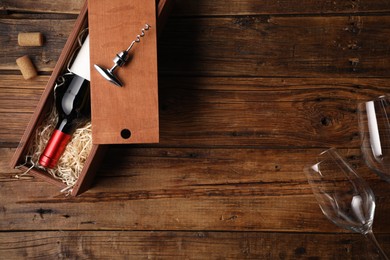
87;0;159;145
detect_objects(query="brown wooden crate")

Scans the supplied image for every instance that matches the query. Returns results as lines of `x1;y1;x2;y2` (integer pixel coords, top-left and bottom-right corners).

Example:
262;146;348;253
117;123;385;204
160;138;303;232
9;0;173;196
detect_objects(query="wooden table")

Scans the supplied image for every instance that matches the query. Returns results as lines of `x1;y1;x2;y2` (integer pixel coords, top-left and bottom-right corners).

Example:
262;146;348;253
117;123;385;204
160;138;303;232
1;0;390;258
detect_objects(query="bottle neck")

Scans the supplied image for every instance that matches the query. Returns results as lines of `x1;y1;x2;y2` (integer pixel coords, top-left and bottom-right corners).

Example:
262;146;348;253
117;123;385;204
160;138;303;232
55;73;90;134
56;116;87;135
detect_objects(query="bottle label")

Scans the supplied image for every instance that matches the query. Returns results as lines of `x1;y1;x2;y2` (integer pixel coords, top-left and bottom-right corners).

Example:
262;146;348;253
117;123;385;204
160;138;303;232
69;35;90;81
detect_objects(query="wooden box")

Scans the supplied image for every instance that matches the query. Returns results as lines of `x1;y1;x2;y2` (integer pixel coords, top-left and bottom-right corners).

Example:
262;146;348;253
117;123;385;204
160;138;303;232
10;0;174;196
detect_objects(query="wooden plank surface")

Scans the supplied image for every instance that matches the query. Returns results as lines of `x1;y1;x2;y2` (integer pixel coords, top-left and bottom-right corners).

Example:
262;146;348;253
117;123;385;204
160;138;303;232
1;0;390;258
2;0;390;15
0;231;389;259
2;16;390;77
1;75;390;147
0;18;74;71
1;147;390;233
158;16;390;77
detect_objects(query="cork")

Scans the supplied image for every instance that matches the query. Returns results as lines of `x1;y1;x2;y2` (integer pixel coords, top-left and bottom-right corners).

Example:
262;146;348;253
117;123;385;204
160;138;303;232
18;32;44;47
16;55;38;80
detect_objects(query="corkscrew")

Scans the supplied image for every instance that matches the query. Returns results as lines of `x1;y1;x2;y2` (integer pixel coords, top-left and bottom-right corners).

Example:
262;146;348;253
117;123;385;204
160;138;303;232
94;24;151;87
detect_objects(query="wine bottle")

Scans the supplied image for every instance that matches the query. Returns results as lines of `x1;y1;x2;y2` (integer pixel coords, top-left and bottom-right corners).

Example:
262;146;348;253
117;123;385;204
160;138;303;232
39;36;91;168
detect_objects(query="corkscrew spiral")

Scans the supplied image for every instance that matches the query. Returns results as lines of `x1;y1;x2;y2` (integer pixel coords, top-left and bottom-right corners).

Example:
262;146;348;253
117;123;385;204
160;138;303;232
126;24;151;52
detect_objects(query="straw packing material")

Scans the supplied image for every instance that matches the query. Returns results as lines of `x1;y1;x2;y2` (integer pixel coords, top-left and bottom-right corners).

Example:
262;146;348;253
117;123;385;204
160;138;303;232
27;107;92;188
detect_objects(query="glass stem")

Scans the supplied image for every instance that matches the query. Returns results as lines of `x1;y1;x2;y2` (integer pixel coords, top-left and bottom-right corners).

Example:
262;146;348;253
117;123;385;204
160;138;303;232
364;229;389;260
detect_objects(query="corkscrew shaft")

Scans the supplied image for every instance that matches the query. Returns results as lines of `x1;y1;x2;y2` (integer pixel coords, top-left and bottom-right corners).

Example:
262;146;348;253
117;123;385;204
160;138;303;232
126;24;150;52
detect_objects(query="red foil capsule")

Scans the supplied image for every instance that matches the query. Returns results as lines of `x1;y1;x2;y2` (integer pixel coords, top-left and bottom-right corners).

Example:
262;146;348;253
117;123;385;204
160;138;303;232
39;130;71;168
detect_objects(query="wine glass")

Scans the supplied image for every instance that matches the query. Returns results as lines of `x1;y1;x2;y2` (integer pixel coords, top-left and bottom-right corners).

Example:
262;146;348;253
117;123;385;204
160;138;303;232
304;148;388;259
358;95;390;182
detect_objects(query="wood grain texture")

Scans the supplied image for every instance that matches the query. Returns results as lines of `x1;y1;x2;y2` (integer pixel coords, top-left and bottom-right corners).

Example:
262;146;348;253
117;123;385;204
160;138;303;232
158;16;390;77
3;16;390;78
174;0;390;16
2;0;390;258
2;75;390;148
2;0;390;15
0;231;389;259
1;147;390;233
0;18;75;71
89;0;159;144
0;0;83;14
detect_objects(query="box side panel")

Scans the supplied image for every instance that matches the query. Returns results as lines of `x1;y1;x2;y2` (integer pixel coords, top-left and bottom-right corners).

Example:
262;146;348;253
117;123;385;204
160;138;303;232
71;145;108;196
17;166;67;189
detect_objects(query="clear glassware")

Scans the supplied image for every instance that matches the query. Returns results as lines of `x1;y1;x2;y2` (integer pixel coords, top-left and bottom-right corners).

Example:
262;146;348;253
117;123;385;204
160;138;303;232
359;95;390;183
305;148;388;259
